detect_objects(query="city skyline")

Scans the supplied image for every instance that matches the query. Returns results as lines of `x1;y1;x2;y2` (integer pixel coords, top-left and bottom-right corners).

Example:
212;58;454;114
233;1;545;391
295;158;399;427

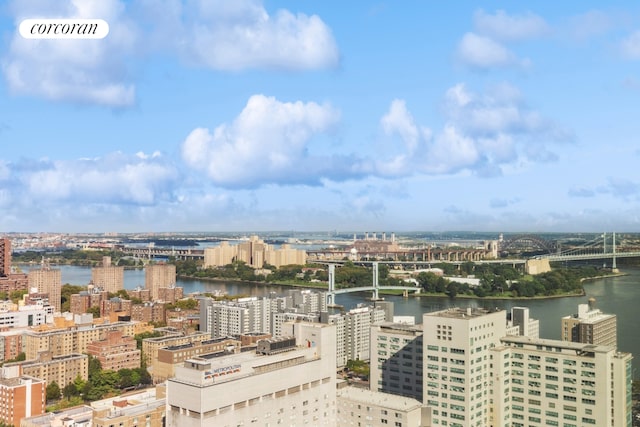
1;1;640;232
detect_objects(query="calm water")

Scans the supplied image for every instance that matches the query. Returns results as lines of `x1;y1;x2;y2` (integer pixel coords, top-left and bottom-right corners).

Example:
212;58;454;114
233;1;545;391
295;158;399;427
28;264;640;377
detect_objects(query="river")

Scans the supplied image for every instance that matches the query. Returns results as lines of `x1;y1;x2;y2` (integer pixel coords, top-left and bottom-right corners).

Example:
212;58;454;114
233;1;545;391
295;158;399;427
25;264;640;377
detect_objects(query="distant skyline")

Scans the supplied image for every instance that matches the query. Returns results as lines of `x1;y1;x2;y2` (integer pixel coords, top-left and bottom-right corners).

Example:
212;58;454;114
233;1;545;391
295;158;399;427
1;1;640;233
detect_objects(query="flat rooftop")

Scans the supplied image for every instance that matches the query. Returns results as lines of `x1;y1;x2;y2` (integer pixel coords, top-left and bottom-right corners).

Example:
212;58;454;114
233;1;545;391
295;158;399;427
337;386;423;411
425;307;503;319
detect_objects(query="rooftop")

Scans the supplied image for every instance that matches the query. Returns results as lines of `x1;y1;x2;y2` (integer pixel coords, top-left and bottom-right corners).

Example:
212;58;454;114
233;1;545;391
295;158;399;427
425;307;503;320
337;386;423;411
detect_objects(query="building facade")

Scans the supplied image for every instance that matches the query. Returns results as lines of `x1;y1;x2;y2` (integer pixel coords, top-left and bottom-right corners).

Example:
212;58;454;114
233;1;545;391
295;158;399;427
166;322;336;427
86;330;141;371
370;322;424;401
561;301;617;347
145;264;176;301
0;376;45;426
27;263;62;312
91;256;124;293
490;335;632;427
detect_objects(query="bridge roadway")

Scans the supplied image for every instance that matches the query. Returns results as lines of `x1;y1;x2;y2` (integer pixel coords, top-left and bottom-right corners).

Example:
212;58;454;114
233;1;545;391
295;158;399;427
538;251;640;262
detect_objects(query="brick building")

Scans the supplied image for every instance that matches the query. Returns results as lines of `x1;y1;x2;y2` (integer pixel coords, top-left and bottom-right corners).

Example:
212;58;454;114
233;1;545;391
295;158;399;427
86;330;141;371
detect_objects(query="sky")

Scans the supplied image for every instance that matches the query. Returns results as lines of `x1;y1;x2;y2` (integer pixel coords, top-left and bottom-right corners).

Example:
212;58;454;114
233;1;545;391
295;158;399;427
1;1;640;233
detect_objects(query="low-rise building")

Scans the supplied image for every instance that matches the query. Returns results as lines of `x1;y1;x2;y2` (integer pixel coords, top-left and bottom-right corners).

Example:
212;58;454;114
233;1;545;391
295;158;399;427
3;351;88;388
91;387;166;427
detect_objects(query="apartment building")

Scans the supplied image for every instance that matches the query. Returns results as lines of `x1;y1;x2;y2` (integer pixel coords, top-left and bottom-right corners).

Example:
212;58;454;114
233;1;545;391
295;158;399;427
91;388;166;427
0;304;53;329
145;263;176;301
91;256;124;293
422;307;507;427
166;322;337;427
3;351;88;388
86;330;141;371
490;335;632;427
23;321;138;359
0;375;45;426
203;236;307;268
27;263;62;312
141;331;210;367
370;322;424;401
561;300;617;347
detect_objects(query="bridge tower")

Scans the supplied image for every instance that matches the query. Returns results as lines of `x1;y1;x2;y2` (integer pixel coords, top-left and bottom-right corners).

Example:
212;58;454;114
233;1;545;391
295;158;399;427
612;232;618;272
327;264;336;306
372;262;379;300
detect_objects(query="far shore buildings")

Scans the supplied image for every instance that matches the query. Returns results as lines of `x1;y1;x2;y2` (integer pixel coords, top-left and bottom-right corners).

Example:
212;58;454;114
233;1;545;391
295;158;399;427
203;236;306;269
0;237;28;293
91;256;124;293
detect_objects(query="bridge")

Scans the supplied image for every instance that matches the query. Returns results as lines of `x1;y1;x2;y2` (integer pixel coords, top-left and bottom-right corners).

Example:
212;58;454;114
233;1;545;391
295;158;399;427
536;232;640;269
119;246;204;260
325;262;421;306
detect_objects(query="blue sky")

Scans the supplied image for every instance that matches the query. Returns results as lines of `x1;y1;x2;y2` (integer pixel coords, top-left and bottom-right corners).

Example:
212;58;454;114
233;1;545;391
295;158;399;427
1;0;640;233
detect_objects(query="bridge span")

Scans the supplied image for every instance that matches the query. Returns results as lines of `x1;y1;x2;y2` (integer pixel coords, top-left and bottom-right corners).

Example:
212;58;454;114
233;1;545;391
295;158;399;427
325;262;420;306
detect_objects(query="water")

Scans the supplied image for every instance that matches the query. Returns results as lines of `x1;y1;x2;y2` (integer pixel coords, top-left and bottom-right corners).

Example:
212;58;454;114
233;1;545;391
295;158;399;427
29;264;640;377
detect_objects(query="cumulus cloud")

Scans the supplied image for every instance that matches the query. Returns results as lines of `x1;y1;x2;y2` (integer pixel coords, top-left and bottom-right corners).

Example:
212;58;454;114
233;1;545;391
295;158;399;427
181;94;370;188
456;32;521;69
3;0;137;107
12;152;179;205
457;10;549;70
377;83;570;178
140;0;339;70
474;9;549;41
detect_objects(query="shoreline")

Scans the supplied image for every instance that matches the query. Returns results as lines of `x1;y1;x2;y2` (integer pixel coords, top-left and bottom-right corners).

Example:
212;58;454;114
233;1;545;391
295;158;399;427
178;270;628;300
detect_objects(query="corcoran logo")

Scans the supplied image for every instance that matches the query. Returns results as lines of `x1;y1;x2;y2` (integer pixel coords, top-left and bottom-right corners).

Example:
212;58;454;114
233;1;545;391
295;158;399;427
19;19;109;39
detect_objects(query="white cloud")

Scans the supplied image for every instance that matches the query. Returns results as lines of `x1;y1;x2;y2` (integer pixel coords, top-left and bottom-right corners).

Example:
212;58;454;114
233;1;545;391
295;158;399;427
142;0;339;71
620;30;640;60
181;94;369;188
3;0;137;107
474;9;549;41
21;152;178;205
456;32;522;69
567;10;612;41
376;83;570;178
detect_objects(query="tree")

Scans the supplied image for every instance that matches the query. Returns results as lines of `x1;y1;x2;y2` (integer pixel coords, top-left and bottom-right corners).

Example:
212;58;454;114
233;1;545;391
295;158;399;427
46;381;61;402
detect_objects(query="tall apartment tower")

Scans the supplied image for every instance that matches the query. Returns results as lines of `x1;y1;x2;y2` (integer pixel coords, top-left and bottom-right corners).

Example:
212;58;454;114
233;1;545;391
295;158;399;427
91;256;124;294
561;300;617;347
166;322;337;427
27;259;62;312
370;322;423;401
422;307;506;427
145;263;176;301
0;237;10;276
490;336;632;427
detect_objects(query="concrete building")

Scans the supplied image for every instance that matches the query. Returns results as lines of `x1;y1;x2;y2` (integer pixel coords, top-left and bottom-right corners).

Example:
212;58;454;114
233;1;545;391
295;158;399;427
0;238;10;277
23;321;139;360
20;405;93;427
0;375;45;426
152;337;241;383
325;305;387;368
336;385;429;427
203;297;271;338
27;261;62;313
86;330;141;371
490;335;632;427
91;388;166;427
203;236;307;269
145;263;176;301
141;331;210;367
561;300;617;347
422;307;506;427
166;322;337;427
0;304;53;329
91;256;124;293
370;322;423;401
3;351;88;388
506;306;540;338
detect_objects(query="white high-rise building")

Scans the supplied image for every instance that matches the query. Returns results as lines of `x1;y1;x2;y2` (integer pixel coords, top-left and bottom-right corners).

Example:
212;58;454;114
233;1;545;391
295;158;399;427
490;335;632;427
326;305;386;368
166;322;337;427
506;306;540;338
370;322;423;401
422;307;506;427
